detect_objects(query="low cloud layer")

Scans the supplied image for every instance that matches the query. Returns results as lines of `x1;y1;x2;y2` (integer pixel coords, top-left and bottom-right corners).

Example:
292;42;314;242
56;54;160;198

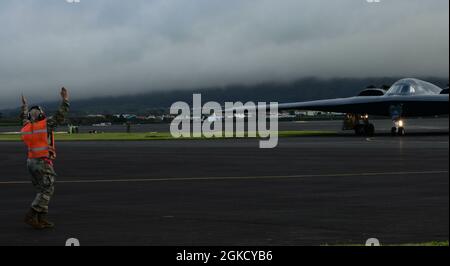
0;0;448;108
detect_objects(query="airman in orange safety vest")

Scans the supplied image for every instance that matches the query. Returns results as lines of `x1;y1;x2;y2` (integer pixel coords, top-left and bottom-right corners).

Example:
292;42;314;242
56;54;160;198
21;88;70;230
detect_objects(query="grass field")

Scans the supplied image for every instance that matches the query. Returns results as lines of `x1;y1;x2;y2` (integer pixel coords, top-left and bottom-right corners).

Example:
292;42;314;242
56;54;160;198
395;241;449;247
0;131;337;141
0;123;20;127
326;241;449;247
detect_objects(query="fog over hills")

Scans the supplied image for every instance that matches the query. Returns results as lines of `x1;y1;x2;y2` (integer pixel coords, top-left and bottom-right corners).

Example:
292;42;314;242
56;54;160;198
1;1;448;109
1;77;448;116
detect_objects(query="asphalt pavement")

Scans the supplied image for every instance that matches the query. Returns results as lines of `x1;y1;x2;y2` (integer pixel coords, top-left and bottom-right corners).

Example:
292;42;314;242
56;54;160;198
0;120;448;246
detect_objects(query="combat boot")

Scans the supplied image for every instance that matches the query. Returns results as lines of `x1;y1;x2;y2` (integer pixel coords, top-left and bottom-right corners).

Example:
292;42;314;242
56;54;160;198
38;213;55;229
24;209;44;230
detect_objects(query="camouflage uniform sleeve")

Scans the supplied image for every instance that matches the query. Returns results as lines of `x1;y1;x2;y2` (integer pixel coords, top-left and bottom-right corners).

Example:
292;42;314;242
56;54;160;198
47;100;70;130
21;103;30;126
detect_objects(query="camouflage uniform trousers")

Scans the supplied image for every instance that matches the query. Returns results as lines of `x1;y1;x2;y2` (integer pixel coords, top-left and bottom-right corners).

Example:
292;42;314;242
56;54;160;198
27;158;56;213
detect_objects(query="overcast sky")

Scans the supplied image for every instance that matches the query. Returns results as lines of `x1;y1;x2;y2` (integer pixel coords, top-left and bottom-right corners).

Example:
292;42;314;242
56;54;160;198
0;0;448;108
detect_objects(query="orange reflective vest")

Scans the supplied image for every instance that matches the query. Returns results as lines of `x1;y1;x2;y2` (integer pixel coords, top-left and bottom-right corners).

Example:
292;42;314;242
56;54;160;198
21;119;56;159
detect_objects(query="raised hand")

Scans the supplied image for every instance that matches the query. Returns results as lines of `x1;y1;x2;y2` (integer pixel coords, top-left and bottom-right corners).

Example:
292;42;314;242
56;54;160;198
61;87;69;101
21;94;27;106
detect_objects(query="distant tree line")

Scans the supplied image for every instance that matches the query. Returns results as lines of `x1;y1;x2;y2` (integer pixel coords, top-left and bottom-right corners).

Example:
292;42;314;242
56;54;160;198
0;77;448;117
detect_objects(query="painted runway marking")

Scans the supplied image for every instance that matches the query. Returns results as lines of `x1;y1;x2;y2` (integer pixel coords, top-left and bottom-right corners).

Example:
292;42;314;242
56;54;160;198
0;170;448;185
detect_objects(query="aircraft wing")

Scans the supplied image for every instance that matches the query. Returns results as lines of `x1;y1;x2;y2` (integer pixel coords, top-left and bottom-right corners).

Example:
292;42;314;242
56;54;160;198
275;94;449;117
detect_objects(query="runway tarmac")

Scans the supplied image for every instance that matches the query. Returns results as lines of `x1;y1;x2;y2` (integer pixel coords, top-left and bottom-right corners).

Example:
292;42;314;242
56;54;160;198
0;125;448;245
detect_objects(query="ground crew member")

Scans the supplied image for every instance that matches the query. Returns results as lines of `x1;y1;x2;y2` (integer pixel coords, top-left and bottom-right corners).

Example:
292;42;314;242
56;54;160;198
21;88;70;230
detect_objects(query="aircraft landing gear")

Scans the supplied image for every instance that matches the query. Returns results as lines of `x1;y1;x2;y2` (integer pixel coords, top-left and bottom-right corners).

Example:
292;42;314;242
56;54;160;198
391;127;397;136
365;123;375;136
344;113;375;137
391;119;406;136
355;123;375;137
